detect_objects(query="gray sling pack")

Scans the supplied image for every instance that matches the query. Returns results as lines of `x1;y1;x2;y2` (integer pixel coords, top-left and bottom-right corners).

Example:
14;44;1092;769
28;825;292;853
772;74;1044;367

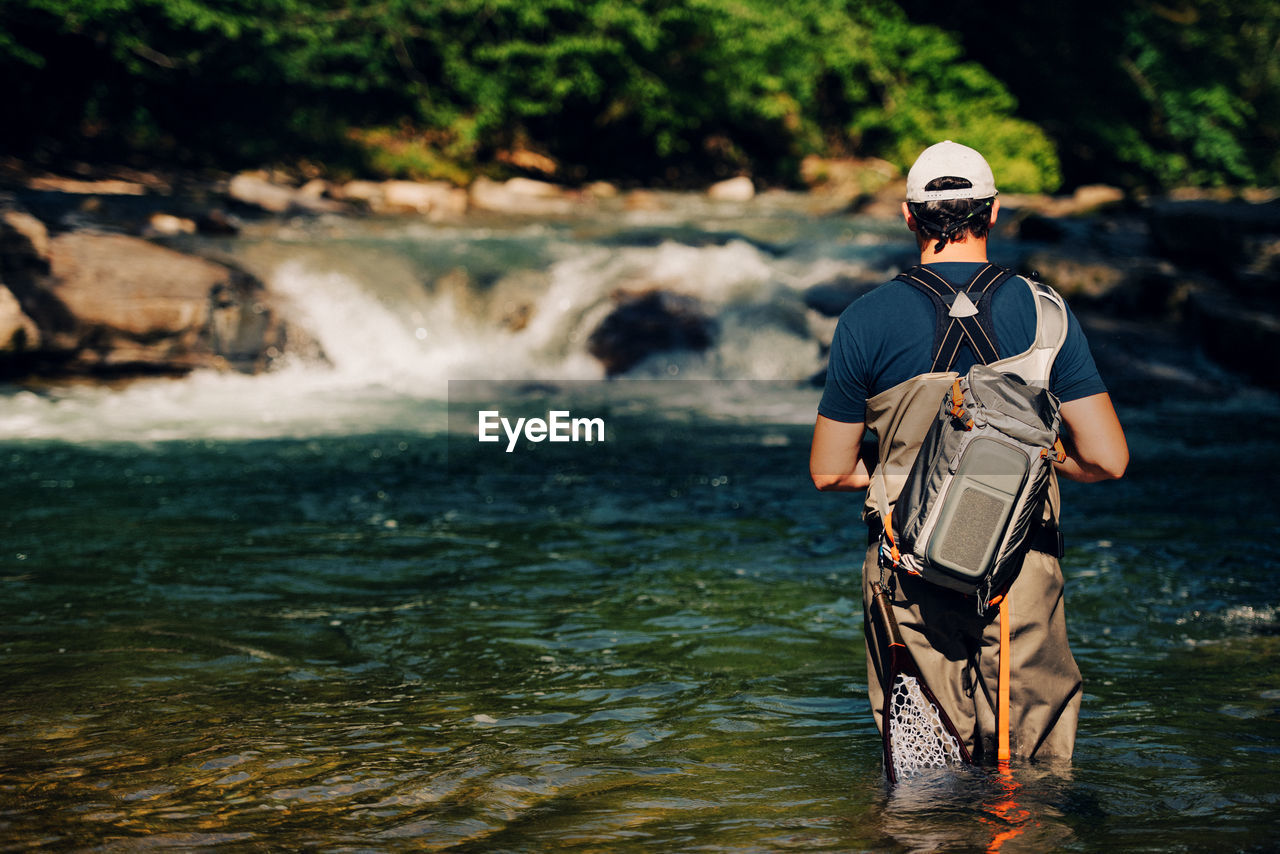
878;265;1069;613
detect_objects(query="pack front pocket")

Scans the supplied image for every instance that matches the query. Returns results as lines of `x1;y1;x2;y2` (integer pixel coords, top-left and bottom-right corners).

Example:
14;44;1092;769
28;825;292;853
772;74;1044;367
924;436;1030;583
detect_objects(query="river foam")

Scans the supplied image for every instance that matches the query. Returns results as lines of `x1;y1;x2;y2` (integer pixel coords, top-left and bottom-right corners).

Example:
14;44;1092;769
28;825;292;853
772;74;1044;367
0;217;884;442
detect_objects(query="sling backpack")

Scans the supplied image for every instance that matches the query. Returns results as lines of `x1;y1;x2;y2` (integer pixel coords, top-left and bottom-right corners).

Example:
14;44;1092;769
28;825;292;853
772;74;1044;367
877;264;1069;614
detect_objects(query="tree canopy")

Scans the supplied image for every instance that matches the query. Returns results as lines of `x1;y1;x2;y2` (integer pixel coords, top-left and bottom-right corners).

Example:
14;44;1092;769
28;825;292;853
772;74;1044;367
2;0;1275;192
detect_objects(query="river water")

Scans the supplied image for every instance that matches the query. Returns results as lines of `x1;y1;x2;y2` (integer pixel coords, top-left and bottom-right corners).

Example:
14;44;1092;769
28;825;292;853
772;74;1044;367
1;199;1277;851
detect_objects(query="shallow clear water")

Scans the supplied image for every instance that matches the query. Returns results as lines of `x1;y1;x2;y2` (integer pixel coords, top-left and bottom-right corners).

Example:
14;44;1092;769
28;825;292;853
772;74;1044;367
1;208;1278;851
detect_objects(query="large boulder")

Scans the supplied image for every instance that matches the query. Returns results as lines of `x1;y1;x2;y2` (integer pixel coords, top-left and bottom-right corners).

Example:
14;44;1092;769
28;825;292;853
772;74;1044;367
586;290;715;377
38;231;288;375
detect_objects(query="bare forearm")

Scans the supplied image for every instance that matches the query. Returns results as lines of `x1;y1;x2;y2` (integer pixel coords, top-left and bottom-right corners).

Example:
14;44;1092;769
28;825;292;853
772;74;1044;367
813;456;873;491
810;416;875;491
1053;430;1127;482
1053;456;1118;483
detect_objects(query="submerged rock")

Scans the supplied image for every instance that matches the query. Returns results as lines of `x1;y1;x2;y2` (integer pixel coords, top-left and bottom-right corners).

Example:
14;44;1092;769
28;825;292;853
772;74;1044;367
587;290;715;377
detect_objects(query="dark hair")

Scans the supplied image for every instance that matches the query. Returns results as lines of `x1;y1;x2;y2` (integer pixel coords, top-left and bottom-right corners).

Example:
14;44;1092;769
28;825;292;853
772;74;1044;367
907;177;994;251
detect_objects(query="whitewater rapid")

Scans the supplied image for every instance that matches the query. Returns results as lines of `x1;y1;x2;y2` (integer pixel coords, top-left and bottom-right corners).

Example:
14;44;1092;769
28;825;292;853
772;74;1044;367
0;212;900;443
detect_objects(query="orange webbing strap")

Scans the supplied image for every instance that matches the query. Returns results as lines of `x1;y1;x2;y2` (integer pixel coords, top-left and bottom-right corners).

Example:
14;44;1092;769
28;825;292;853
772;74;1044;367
883;517;901;566
950;379;973;429
998;595;1011;761
1041;437;1067;463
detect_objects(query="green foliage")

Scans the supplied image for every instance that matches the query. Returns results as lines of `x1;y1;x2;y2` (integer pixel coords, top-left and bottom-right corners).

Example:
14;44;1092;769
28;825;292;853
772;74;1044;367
348;126;474;185
900;0;1280;190
13;0;1267;191
1117;0;1276;187
841;5;1060;192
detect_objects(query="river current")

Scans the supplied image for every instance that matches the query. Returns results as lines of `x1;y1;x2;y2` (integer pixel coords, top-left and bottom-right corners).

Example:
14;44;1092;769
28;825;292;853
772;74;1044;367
1;200;1277;851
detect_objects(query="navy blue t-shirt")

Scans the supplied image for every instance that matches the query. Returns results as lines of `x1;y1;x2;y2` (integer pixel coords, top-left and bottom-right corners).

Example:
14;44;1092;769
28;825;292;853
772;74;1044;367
818;262;1107;424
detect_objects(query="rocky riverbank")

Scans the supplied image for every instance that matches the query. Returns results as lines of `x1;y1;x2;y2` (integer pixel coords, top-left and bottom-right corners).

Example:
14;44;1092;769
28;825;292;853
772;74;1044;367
1;160;1277;402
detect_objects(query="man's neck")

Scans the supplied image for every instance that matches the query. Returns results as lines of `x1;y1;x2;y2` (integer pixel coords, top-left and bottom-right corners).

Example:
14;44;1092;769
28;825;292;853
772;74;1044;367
918;237;989;264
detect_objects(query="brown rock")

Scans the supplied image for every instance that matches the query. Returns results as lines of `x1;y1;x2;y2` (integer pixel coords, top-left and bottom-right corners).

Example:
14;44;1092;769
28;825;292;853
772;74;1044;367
297;179;331;200
380;180;468;217
495;148;559;176
1068;185;1125;214
1022;250;1128;301
469;177;573;216
145;213;198;236
708;176;755;202
623;190;663;211
50;233;225;337
336;180;385;205
46;232;286;374
228;173;296;213
585;181;619;199
800;156;899;199
1001;186;1125;219
25;176;147;195
0;210;50;271
228;172;346;214
0;283;39;351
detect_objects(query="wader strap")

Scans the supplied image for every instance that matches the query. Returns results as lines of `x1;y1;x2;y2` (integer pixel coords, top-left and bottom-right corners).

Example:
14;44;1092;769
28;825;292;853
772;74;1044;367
896;264;1011;371
1028;525;1065;559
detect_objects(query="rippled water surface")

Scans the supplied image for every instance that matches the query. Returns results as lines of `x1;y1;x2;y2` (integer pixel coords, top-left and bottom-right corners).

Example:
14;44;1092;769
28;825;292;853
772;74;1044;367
1;207;1279;851
2;397;1278;852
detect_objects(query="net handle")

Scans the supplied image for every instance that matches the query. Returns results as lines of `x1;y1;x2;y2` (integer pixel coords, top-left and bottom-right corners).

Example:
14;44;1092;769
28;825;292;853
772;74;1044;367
871;581;904;648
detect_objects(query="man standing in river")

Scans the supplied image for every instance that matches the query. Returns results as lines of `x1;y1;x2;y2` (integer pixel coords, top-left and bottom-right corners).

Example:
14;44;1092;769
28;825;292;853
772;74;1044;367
809;141;1128;762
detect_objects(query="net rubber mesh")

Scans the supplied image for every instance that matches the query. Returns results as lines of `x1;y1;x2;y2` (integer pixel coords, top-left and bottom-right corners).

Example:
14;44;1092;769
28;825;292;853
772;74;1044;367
888;672;965;778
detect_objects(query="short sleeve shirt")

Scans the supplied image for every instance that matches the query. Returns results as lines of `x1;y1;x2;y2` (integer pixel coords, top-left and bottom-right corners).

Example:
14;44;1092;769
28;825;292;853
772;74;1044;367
818;262;1107;424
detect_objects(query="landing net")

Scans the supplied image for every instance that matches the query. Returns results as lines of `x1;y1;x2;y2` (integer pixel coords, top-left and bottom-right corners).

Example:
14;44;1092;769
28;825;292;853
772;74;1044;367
888;672;965;778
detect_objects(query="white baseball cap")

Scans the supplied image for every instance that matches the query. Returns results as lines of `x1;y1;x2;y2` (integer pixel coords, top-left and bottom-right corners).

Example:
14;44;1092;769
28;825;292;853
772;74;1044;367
905;141;998;202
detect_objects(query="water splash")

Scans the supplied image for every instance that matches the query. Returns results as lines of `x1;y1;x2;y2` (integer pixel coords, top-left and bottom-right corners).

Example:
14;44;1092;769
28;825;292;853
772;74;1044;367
0;223;876;442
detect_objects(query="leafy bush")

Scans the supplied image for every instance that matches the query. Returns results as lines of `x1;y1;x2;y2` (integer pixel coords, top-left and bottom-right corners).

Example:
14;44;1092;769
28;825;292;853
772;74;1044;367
17;0;1273;193
900;0;1280;191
